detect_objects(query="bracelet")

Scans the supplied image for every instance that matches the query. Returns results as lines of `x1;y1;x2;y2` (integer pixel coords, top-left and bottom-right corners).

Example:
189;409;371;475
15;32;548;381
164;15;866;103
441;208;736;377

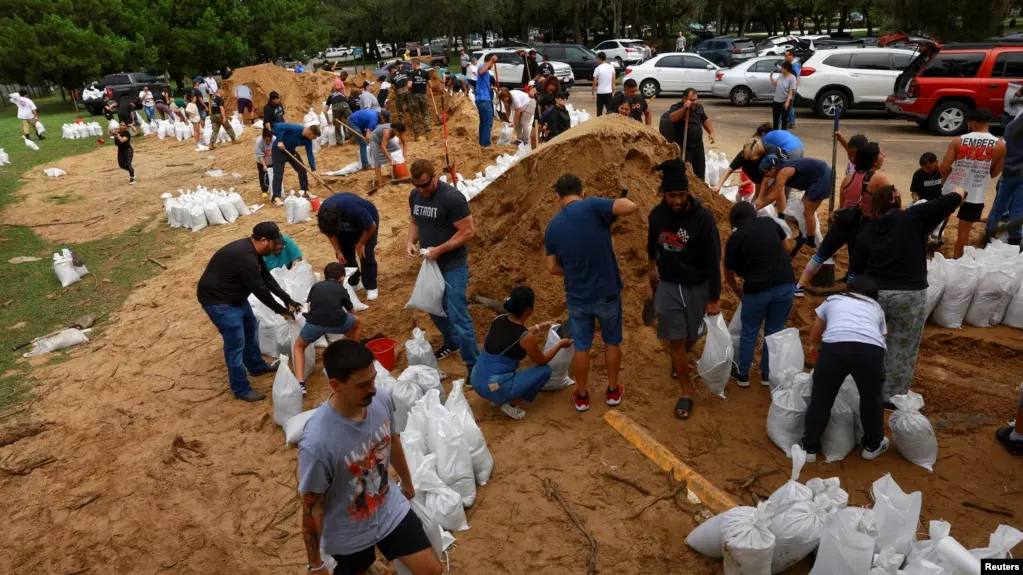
308;562;325;571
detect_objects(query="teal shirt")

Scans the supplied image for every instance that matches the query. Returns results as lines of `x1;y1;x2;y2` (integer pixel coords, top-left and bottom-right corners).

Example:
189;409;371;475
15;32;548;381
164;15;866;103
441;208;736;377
262;235;303;270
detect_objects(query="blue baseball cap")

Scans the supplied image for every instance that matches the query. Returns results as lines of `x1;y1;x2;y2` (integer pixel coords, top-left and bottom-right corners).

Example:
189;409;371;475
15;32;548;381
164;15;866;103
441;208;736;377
759;153;782;174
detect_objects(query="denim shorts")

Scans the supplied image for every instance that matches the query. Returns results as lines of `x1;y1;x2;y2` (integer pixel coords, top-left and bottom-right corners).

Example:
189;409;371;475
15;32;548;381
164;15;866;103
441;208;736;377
568;294;623;351
298;314;355;343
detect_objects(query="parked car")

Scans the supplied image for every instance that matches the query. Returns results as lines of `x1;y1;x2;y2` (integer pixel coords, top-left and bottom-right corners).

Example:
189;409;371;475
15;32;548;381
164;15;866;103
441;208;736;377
324;46;352;59
83;72;170;116
403;43;449;67
756;36;799;56
887;40;1023;135
711;55;787;105
532;43;621;83
621;52;719;98
592;39;647;65
795;46;917;118
693;36;757;67
470;48;575;89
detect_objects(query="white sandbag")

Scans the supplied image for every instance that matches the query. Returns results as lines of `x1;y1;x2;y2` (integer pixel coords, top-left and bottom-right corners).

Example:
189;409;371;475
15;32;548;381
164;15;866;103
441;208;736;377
284;409;316;445
964;262;1022;327
902;559;944;575
821;381;856;462
1002;279;1023;328
907;520;950;567
969;524;1023;562
405;327;441;372
34;120;45;135
445;379;494;485
871;546;905;574
696;314;732;398
23;328;89;358
728;303;742;364
284;190;299;222
409;452;470;532
203;201;227;225
399;365;444;400
228;191;250;216
405;256;447;317
496;123;514;145
806;477;849;511
43;168;66;177
771;495;831;573
764;327;804;384
767;381;807;457
809;508;877;575
271;261;315;303
272;355;304;427
931;258;982;328
542;324;575;391
871;473;922;557
187;203;208;232
767;445;813;508
395;496;447;575
686;511;730;558
294;193;312;222
838;376;864;446
52;249;81;287
25;137;39;151
721;502;776;575
924;253;946;320
390;367;424;433
794;371;813;406
250;295;294;357
888;391;937;472
937;536;982;575
343;267;369;311
422;389;476;507
216;195;240;223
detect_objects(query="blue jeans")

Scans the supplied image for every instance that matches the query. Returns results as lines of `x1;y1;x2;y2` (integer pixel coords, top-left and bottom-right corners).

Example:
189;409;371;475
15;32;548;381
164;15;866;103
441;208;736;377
787;105;796;126
569;294;624;351
357;137;369;168
203;302;271;398
477;100;493;146
144;106;155;122
737;283;795;377
987;176;1023;241
429;264;479;371
470;351;552;405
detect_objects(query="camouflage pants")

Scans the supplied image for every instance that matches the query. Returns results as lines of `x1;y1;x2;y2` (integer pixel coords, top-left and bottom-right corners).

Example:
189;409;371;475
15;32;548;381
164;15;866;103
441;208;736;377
210;113;235;144
332;101;351;142
395;91;411;126
409;93;431;135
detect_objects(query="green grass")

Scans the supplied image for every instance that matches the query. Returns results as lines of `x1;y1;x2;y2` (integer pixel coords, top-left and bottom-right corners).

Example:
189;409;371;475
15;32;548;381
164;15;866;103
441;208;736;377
0;95;163;412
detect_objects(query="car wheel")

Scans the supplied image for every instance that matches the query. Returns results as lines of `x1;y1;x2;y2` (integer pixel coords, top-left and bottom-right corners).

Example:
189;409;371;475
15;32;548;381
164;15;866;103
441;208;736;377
639;79;660;99
714;58;728;67
730;86;753;107
929;101;970;136
815;90;848;119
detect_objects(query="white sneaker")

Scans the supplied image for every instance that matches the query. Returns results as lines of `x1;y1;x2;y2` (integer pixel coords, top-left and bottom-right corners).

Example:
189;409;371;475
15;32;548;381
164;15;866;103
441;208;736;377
366;289;378;301
353;281;365;292
861;437;890;460
500;403;526;420
804;451;817;463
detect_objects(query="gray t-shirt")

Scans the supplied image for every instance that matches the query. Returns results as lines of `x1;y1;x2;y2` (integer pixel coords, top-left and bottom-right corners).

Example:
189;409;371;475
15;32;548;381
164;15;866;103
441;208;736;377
774;74;797;103
359;91;380;111
410;182;471;271
298;390;410;555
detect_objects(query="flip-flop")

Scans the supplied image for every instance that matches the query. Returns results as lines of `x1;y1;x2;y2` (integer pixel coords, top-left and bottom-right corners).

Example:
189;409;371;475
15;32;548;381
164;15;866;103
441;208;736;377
674;397;693;420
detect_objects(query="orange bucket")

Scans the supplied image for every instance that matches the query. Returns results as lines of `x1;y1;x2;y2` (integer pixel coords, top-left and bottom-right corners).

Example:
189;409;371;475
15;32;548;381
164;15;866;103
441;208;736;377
393;163;410;179
310;197;321;211
366;338;398;370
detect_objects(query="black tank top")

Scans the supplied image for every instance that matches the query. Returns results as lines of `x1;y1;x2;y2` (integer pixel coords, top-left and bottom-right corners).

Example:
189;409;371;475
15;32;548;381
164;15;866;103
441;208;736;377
483;315;528;360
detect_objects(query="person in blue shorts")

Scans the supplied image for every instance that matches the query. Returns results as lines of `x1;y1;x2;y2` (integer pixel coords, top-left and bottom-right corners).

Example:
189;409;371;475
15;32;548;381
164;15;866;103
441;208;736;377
545;174;638;412
758;154;832;247
293;263;363;393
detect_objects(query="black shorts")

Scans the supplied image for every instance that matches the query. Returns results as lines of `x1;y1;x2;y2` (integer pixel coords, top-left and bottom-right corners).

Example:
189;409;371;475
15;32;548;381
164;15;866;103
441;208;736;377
331;509;432;573
958;201;984;223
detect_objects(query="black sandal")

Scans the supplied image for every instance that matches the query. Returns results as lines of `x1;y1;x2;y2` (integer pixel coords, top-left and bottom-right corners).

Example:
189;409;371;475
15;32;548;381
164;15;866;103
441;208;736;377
674;397;693;420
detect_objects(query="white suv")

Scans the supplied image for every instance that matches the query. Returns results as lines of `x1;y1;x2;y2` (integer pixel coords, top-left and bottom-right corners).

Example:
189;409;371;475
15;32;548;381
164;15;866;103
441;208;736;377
470;49;575;89
796;46;917;118
592;39;648;65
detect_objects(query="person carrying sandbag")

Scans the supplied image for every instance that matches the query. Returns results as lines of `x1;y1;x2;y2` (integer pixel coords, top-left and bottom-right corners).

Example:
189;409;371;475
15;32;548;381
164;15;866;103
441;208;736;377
110;121;136;185
471;287;574;420
10;89;43;141
299;340;443;575
197;222;301;402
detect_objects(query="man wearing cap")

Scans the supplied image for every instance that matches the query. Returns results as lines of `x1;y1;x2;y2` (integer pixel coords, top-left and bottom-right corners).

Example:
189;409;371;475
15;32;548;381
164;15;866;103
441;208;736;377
347;108;383;170
326;79;351;143
264;91;286;131
197;222;302;402
408;59;431;138
271;122;321;204
391;64;412;128
758;154;831;245
647;159;721;420
515;49;541;86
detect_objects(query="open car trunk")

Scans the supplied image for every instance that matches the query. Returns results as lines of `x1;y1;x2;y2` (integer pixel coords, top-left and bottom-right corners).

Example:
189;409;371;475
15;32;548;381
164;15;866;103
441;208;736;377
880;33;942;97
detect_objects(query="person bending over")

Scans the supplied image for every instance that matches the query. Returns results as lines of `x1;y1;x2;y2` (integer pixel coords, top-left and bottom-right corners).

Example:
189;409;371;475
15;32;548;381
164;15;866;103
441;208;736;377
317;192;380;301
758;154;831;246
293;263;363;394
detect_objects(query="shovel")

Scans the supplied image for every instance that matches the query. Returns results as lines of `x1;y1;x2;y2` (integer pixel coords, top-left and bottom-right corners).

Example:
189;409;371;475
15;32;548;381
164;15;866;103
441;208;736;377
11;311;108;351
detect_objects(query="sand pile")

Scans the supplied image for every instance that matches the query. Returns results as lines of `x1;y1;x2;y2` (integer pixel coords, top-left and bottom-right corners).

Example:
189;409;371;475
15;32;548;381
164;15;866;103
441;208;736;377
222;63;337;124
345;70;380;93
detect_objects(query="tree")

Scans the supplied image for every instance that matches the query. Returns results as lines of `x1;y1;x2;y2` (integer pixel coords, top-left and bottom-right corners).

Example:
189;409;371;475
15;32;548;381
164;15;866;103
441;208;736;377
247;0;327;62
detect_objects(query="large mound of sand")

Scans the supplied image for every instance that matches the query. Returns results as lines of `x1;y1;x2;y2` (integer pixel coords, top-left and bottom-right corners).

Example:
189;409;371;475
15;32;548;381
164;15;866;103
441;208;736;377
222;63;338;124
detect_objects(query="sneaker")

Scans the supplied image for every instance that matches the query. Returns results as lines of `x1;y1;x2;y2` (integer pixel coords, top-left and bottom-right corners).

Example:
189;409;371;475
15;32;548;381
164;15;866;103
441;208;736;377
761;374;771;387
500;403;526;420
366;289;378;301
261;192;269;200
606;386;624;406
995;427;1023;456
861;437;890;460
129;178;136;185
265;359;281;373
37;134;45;140
804;451;817;463
434;346;456;360
731;364;750;388
299;381;307;395
794;285;805;298
573;391;590;412
237;390;266;402
273;197;284;206
883;401;897;411
352;281;365;292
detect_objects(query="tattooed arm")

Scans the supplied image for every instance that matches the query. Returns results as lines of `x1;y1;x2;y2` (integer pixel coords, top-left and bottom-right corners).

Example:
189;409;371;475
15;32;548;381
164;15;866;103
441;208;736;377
302;492;325;570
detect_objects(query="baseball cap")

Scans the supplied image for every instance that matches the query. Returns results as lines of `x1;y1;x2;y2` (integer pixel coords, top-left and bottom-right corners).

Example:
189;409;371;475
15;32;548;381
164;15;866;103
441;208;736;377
269;91;280;99
759;153;782;174
252;221;283;242
539;62;555;76
193;75;204;83
380;110;391;122
556;91;570;100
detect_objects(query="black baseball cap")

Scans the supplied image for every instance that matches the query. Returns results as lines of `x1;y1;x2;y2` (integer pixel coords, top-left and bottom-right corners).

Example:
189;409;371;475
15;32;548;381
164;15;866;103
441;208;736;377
269;91;280;99
556;91;570;100
539;62;555;76
252;221;282;242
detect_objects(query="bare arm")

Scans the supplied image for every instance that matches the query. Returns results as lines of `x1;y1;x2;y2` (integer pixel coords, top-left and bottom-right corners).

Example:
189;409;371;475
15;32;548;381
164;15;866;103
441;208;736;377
713;166;736;191
390;432;414;491
838;172;854;207
546;254;563;276
612;197;638;216
724;268;741;293
703;119;715;142
809;316;826;348
769;72;778;86
836;130;849;152
520;329;569;366
357;221;378;248
782;236;795;253
939;139;958;182
302;493;325;568
406;217;420;257
428;216;475;258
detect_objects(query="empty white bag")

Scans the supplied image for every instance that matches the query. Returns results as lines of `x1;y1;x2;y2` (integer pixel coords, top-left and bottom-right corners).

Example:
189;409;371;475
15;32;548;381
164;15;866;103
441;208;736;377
405;256;447;317
422;390;476;507
767;380;807;456
969;525;1023;563
272;355;304;427
889;391;937;472
871;473;922;557
809;508;877;575
542;324;575;391
697;314;732;398
405;327;440;372
728;303;743;364
445;379;494;485
722;502;776;575
931;258;982;328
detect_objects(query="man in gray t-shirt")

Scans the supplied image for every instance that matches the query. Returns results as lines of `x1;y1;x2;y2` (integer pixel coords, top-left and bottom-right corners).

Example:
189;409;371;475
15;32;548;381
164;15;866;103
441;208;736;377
299;340;441;575
770;62;798;130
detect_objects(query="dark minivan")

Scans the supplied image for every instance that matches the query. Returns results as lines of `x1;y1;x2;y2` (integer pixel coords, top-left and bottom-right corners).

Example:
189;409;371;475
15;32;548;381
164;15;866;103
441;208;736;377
693;36;757;67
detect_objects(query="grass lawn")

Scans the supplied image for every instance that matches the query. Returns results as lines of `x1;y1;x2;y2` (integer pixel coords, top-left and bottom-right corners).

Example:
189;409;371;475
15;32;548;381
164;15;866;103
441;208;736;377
0;95;163;413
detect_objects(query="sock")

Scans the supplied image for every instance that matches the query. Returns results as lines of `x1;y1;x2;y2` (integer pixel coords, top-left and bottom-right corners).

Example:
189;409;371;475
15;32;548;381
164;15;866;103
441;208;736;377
1011;430;1023;441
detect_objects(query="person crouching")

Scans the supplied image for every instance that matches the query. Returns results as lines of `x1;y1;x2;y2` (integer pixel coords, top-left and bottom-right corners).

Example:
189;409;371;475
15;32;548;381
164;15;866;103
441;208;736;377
293;263;363;395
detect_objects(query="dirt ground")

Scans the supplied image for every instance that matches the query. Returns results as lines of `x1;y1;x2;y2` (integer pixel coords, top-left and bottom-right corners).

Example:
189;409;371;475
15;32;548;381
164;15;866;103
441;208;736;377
1;77;1021;574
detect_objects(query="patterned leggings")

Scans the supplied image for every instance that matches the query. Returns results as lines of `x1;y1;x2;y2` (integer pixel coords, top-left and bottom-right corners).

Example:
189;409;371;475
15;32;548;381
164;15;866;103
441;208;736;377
877;289;927;401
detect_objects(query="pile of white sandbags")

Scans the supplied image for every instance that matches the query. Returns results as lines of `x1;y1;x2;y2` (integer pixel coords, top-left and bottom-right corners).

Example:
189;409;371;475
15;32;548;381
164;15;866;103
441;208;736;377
283;190;313;223
704;150;733;188
61;121;104;139
445;142;531;202
930;240;1023;329
161;186;252;232
565;103;591;126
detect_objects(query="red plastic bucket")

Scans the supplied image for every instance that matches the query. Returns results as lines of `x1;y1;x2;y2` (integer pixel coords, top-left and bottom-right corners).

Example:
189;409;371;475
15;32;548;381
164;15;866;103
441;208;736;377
394;163;410;179
310;197;321;211
366;338;398;370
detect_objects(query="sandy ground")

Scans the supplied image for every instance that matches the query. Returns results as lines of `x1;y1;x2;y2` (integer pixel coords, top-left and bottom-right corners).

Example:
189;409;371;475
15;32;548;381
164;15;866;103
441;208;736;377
1;83;1021;574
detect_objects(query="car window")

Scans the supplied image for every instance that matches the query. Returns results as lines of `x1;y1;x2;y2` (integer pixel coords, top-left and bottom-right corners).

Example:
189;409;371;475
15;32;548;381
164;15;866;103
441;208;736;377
137;74;157;84
471;51;483;61
565;46;590;60
709;41;725;50
498;53;521;65
657;55;684;68
104;74;130;85
892;53;913;70
822;53;852;68
733;39;755;50
851;53;891;71
751;59;783;72
921;53;985;78
544;47;565;60
682;55;711;69
623;41;645;49
991;51;1023;79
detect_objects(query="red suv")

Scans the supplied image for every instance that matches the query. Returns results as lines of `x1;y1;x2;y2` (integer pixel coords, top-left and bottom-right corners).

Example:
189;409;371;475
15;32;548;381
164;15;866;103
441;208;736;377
886;41;1023;136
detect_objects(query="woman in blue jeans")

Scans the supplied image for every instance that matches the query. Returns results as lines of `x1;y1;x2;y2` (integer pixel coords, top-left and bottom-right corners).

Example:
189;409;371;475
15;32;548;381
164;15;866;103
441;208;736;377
475;55;497;147
471;287;573;420
724;202;796;387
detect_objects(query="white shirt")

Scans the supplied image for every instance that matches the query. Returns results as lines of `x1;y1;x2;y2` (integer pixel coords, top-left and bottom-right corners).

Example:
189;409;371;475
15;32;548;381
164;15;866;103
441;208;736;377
593;63;616;94
509;89;531;111
468;63;479;82
205;76;218;95
816;295;887;348
676;36;686;51
139;90;155;107
11;95;37;120
234;85;253;100
942;131;1000;204
380;81;391;91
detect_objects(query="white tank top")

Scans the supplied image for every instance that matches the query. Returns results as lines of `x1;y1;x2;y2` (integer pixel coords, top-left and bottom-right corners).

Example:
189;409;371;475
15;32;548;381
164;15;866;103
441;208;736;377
942;131;1000;203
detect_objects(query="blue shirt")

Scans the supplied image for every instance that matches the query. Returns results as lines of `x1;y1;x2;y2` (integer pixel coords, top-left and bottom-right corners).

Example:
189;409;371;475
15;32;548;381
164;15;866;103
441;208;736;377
761;130;804;154
791;61;801;77
320;193;379;241
273;123;316;172
261;235;303;270
476;68;493;102
348;109;380;134
544;197;622;308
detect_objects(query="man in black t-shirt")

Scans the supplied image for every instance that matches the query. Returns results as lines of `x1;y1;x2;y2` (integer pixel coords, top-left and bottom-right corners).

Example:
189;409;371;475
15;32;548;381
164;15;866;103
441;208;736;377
406;159;478;374
209;89;237;149
611;80;650;125
408;59;432;137
191;79;209;125
910;152;943;202
391;65;412;127
263;91;285;131
668;88;716;181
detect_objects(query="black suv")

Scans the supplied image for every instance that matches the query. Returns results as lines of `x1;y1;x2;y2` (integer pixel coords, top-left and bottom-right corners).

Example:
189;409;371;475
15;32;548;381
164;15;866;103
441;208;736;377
83;72;170;116
533;43;621;82
693;36;757;67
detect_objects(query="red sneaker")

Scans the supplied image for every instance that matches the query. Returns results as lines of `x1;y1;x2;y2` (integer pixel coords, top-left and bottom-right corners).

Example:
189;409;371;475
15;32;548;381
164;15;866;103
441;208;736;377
606;386;624;406
573;391;590;412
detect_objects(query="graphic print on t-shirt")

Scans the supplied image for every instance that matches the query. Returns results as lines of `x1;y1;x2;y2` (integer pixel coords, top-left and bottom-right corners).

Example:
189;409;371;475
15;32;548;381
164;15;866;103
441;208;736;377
658;228;690;252
943;132;999;203
413;204;439;218
344;418;392;522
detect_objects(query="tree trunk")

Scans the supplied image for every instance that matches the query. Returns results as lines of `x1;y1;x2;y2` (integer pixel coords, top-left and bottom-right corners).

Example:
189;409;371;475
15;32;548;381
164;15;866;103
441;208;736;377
573;0;583;44
837;6;849;33
863;5;872;36
717;1;724;34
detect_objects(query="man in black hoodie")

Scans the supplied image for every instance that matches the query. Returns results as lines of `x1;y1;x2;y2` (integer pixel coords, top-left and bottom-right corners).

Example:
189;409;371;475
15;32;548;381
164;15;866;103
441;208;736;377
263;91;286;132
542;92;572;141
647;158;722;419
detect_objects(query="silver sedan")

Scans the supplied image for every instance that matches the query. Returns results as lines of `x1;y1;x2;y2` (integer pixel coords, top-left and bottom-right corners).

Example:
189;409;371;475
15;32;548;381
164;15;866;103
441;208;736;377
710;56;786;106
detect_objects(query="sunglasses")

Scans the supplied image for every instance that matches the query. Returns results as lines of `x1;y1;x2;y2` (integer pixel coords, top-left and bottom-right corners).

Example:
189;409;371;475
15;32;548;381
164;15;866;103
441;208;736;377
413;177;433;189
